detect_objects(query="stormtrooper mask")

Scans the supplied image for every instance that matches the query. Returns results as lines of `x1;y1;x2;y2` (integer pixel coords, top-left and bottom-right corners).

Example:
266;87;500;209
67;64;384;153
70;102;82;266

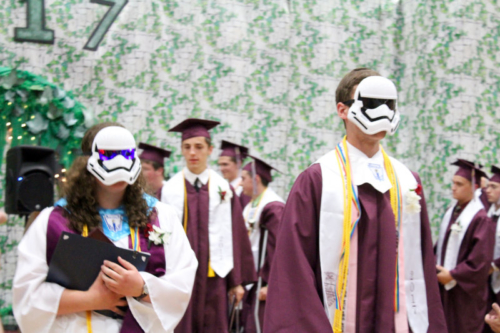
87;126;141;185
345;76;400;135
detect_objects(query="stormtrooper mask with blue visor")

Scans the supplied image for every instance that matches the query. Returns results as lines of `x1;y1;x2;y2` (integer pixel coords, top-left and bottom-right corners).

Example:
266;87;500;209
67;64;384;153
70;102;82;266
87;126;141;185
344;76;400;136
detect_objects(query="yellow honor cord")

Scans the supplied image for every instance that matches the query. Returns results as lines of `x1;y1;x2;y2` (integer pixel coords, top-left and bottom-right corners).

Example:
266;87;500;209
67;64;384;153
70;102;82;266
332;138;402;331
182;171;216;277
82;225;92;333
130;226;141;252
333;137;355;333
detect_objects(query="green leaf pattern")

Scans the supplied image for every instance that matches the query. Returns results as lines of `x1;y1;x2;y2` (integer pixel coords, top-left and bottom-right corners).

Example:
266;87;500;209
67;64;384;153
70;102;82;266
1;0;499;327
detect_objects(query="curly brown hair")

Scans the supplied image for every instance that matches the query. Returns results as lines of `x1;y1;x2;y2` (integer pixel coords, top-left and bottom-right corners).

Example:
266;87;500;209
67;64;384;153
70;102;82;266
61;122;151;233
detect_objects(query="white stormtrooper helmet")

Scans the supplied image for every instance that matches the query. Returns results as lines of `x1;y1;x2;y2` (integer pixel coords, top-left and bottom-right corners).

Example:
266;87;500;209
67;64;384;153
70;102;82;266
346;76;400;135
87;126;141;185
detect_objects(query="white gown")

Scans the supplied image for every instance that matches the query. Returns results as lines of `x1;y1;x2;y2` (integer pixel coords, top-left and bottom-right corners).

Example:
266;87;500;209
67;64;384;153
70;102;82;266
13;201;198;333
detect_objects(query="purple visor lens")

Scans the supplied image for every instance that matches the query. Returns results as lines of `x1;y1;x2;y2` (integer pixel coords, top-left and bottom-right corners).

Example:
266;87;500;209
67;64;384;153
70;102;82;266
98;149;135;161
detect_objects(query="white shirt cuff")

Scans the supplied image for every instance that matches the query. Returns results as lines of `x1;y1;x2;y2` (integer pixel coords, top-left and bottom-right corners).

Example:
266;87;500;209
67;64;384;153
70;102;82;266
444;279;457;290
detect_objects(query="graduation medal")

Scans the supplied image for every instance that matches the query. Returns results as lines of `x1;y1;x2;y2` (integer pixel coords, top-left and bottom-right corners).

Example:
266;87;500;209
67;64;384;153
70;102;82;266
245;189;267;234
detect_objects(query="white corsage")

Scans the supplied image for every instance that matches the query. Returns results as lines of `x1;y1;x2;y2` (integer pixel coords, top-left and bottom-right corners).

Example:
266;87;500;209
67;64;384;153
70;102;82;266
405;187;422;214
450;222;463;234
218;186;233;203
147;225;171;249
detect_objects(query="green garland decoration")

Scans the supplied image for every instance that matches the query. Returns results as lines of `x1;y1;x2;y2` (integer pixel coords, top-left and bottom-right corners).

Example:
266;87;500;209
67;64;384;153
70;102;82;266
0;67;94;170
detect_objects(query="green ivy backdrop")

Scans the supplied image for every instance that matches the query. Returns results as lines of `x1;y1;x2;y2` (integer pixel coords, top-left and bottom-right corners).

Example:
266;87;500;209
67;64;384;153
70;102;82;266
1;0;499;328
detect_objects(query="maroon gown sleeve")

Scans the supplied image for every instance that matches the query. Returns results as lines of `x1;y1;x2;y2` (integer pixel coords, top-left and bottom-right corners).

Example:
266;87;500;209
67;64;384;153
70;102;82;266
227;186;257;288
263;165;333;333
258;201;285;284
494;216;500;268
449;211;495;295
412;172;448;332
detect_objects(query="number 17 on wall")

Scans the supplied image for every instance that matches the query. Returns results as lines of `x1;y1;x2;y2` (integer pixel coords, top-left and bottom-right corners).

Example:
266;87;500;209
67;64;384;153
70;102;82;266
14;0;128;51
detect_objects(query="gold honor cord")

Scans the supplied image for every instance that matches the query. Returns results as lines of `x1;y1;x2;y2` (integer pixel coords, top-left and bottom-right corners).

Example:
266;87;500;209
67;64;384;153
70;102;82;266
332;137;403;332
82;225;93;333
182;172;216;277
81;222;141;333
333;138;355;333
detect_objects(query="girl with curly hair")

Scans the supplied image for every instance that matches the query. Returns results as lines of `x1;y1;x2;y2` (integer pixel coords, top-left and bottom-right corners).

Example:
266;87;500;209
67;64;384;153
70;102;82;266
13;123;198;333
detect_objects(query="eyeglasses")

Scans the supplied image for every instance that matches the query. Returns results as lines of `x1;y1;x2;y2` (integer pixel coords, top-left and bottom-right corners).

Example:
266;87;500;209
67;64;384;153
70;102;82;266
342;97;396;111
98;149;135;161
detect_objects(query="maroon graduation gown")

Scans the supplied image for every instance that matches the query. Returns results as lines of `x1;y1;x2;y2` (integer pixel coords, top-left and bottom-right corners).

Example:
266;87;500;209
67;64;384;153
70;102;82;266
239;193;251;210
174;181;256;333
438;203;495;333
242;201;285;333
263;164;447;333
486;215;500;333
46;207;166;333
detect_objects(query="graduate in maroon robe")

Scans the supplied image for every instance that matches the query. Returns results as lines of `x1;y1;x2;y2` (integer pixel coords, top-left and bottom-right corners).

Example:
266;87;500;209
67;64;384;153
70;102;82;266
161;119;256;333
239;156;285;333
484;165;500;333
138;142;171;200
218;140;251;208
435;159;495;333
264;68;447;332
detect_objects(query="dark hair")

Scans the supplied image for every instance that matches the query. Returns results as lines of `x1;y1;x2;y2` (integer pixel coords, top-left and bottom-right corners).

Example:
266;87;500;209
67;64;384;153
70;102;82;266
335;68;381;104
62;122;151;233
141;159;163;171
244;169;270;187
181;137;212;148
205;137;212;147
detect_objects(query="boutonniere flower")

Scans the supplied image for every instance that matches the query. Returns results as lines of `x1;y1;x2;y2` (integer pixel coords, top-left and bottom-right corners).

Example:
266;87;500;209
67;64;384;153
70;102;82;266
143;223;153;239
147;225;171;249
405;186;422;214
450;221;463;233
218;186;233;203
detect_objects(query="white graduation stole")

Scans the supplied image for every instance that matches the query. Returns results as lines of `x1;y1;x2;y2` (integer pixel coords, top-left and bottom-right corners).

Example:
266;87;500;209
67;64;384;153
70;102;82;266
315;149;429;333
161;169;234;278
436;198;484;289
243;187;284;270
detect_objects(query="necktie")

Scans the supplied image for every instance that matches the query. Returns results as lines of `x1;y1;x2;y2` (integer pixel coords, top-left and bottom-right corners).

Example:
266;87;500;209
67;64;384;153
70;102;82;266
194;178;201;193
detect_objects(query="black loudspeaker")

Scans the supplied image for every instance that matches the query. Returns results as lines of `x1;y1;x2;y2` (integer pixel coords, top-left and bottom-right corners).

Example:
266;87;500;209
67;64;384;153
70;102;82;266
5;146;56;215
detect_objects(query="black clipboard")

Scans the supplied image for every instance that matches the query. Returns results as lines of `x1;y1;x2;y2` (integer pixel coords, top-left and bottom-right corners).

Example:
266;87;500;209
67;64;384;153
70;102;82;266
46;231;150;318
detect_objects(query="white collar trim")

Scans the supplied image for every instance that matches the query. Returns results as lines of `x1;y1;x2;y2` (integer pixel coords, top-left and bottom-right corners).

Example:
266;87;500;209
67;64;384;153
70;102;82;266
183;167;210;186
488;204;500;218
345;140;392;193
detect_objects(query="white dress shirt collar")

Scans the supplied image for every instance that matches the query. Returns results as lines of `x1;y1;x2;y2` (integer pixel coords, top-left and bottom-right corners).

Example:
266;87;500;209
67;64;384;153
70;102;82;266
230;177;242;188
183;167;210;186
488;204;500;218
346;140;392;194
